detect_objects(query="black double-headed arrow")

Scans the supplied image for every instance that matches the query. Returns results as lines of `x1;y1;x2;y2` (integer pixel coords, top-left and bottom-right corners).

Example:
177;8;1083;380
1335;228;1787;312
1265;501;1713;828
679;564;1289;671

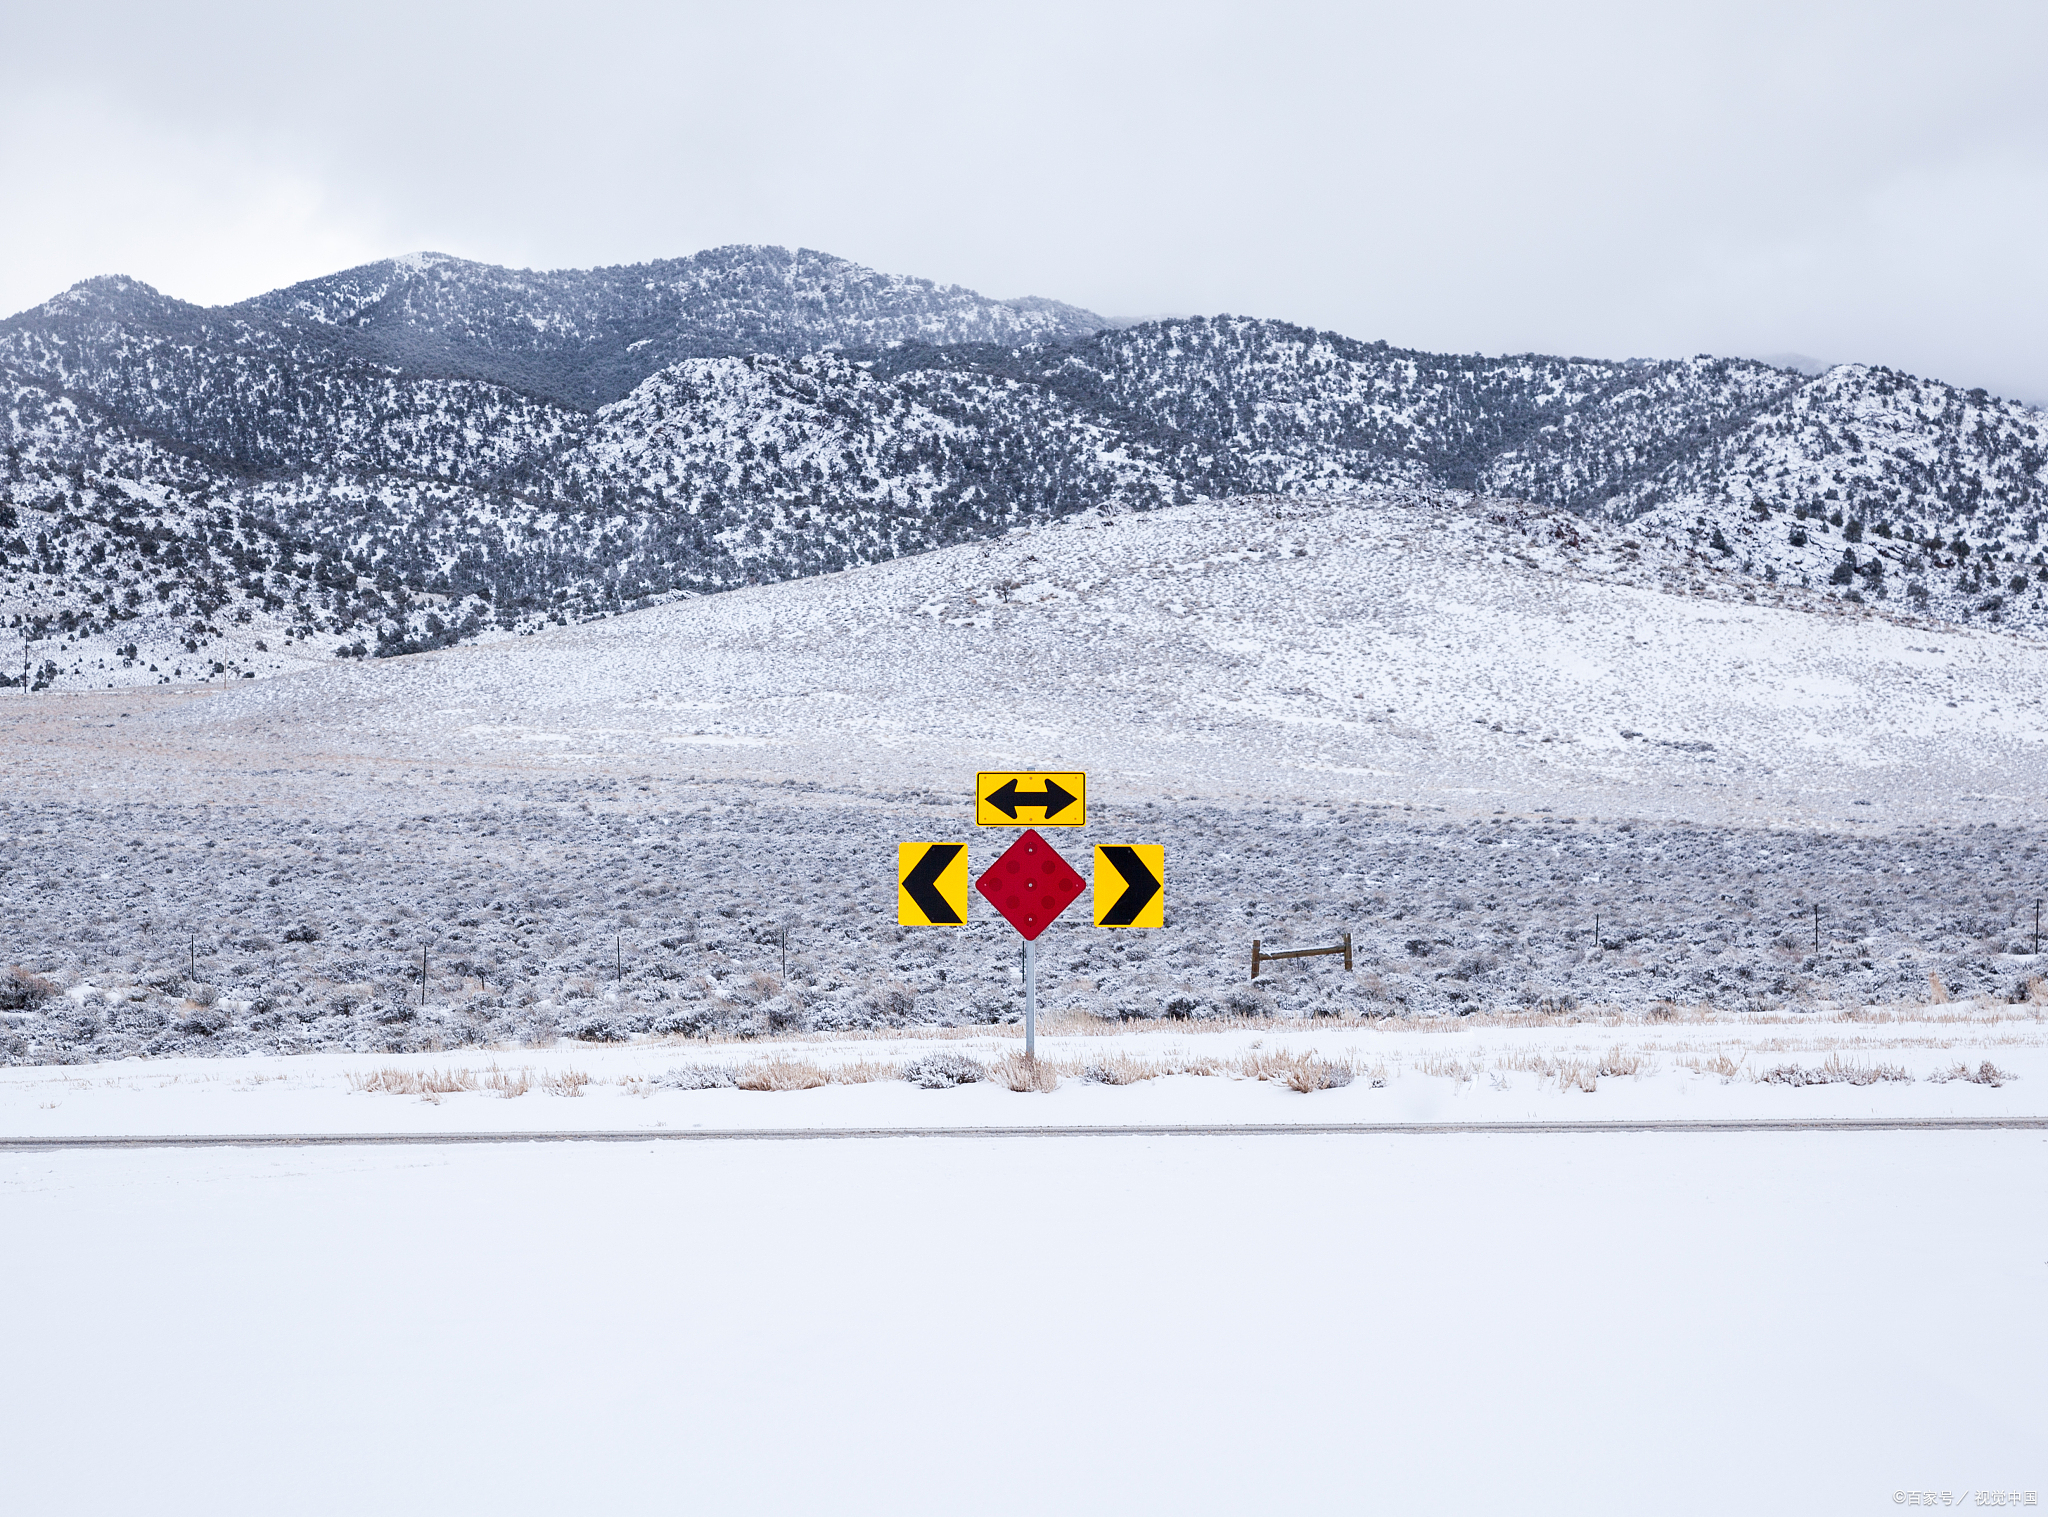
902;843;965;924
1097;845;1162;926
984;777;1078;820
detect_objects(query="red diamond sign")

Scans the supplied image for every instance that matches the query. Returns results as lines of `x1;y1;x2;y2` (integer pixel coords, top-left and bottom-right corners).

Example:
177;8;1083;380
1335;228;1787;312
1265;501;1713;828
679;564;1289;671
975;828;1086;941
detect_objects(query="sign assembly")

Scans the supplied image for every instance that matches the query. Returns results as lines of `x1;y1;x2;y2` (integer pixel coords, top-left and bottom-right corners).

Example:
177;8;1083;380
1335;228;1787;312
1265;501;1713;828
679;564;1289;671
893;770;1160;1059
896;842;970;926
975;771;1087;827
1094;844;1164;928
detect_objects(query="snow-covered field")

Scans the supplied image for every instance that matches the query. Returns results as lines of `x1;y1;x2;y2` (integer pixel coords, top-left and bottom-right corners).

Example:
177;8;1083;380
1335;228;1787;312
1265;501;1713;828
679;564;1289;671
4;1126;2041;1515
6;490;2045;1510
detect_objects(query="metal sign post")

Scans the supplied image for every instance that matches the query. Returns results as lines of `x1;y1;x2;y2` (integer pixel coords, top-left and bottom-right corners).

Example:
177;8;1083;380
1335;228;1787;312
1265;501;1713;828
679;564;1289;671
1024;938;1037;1058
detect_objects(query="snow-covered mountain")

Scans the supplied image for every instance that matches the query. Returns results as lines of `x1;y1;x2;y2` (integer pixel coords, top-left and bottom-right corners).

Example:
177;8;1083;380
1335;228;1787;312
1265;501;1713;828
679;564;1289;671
232;246;1112;407
5;247;2047;692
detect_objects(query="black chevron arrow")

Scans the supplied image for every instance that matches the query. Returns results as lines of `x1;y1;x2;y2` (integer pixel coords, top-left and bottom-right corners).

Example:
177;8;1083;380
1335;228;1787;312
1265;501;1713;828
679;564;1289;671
1098;846;1161;926
903;843;965;924
985;777;1077;820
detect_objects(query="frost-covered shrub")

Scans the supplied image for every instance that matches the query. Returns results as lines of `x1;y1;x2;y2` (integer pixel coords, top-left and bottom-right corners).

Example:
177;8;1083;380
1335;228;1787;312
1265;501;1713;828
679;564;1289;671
568;1013;632;1042
1224;989;1268;1017
282;923;322;943
958;995;1011;1025
173;1005;230;1036
760;996;808;1033
1929;1061;2015;1087
657;1064;738;1090
57;1012;102;1045
1758;1060;1910;1087
113;1004;167;1034
903;1051;986;1088
652;1005;716;1038
183;981;219;1008
0;966;60;1010
858;983;914;1021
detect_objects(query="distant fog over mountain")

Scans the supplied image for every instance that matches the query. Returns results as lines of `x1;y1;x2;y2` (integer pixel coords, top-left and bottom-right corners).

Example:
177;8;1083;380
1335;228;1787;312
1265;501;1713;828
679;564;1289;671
4;245;2046;690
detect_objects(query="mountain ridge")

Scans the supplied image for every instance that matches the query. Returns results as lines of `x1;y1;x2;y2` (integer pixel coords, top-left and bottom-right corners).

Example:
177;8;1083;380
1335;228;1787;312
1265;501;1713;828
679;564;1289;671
5;245;2047;693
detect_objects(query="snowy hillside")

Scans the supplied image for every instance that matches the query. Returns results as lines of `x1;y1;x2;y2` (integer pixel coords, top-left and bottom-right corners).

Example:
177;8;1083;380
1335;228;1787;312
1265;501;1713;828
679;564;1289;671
7;489;2048;1066
147;488;2048;822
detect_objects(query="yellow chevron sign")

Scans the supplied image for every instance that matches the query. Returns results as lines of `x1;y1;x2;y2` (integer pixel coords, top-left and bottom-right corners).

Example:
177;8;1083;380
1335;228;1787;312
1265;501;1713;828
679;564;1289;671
897;841;970;925
1094;844;1164;928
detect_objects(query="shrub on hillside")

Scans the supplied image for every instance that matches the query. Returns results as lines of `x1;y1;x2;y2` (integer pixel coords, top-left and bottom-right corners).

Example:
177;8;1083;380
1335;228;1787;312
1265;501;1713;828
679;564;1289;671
0;966;59;1011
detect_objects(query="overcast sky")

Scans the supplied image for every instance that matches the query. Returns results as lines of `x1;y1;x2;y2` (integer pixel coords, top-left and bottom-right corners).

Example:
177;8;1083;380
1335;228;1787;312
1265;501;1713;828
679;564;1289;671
5;0;2044;400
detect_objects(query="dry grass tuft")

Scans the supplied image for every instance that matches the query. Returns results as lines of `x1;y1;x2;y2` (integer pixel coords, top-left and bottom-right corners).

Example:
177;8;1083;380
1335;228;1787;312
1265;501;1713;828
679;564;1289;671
347;1066;478;1097
540;1069;592;1097
1596;1048;1649;1078
483;1066;531;1099
1283;1058;1355;1093
347;1064;534;1099
990;1053;1059;1093
1231;1048;1358;1091
1077;1054;1158;1086
1677;1051;1744;1081
1497;1050;1599;1091
821;1058;897;1085
1414;1052;1478;1083
735;1057;830;1091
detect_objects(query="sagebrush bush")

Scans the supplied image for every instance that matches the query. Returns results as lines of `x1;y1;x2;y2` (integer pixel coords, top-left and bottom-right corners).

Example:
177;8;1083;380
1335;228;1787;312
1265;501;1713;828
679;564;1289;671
0;966;59;1010
568;1013;632;1042
1930;1060;2015;1086
990;1053;1058;1093
657;1064;738;1090
652;1006;716;1038
173;1005;230;1036
1759;1057;1911;1087
903;1051;987;1088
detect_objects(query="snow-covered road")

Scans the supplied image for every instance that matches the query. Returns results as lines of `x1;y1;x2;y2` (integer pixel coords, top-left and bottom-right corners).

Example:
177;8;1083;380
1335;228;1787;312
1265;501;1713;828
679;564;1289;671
4;1128;2040;1515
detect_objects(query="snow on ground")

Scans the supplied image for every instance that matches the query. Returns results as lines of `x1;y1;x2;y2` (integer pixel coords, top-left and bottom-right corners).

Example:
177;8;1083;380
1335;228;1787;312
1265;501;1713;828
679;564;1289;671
2;1008;2037;1136
4;1129;2041;1515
